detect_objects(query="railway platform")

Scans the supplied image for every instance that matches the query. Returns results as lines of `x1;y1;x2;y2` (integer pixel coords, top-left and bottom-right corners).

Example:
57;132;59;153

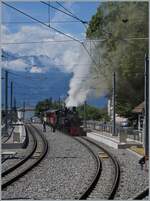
86;130;143;150
2;121;27;149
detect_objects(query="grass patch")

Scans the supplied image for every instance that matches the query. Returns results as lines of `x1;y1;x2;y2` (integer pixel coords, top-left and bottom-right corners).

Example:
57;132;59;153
130;146;144;156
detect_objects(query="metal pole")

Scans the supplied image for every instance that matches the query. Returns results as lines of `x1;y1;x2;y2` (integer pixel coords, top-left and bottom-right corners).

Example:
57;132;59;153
84;101;87;128
14;97;16;110
5;70;8;136
10;81;13;123
59;97;61;109
144;54;149;157
23;101;25;121
112;72;116;135
15;97;17;115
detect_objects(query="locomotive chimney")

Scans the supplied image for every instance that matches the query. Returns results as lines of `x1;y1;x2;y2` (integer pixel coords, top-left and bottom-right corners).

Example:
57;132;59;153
72;106;76;112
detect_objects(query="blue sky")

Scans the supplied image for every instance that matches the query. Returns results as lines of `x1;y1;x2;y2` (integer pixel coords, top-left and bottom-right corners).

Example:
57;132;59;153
2;1;107;108
2;1;100;37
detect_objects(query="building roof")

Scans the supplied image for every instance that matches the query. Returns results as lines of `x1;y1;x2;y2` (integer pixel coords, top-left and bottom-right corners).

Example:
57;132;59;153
45;109;58;113
132;102;144;113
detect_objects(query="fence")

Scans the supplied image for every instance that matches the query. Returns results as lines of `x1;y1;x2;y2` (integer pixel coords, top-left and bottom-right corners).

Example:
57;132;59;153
86;121;143;143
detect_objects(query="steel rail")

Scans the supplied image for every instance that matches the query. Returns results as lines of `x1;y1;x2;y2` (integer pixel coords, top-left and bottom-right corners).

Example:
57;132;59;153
74;137;102;200
2;124;48;190
133;187;149;200
2;126;15;144
2;125;37;177
81;137;120;200
49;125;102;200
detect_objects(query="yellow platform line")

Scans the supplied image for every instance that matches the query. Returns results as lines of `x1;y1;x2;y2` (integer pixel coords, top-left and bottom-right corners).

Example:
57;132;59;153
130;146;144;156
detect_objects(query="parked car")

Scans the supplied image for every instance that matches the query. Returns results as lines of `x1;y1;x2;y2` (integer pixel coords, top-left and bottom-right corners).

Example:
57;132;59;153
31;116;41;123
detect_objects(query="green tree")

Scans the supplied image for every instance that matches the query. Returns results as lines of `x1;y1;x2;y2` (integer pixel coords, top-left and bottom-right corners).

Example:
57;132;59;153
77;104;109;121
35;97;61;116
86;2;148;117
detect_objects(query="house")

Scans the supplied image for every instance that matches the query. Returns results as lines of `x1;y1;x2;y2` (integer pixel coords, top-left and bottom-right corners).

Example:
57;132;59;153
107;98;128;125
132;101;144;131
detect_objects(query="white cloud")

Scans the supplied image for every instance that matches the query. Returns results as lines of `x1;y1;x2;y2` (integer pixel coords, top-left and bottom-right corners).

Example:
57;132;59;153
1;23;93;106
1;24;82;72
1;58;29;71
30;65;48;73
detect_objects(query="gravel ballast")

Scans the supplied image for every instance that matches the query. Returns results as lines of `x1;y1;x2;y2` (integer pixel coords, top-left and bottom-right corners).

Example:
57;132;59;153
85;136;149;200
2;127;35;173
2;124;96;200
76;137;115;200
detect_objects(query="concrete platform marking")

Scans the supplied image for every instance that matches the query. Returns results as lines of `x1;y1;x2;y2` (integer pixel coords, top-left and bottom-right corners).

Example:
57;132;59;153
99;152;108;159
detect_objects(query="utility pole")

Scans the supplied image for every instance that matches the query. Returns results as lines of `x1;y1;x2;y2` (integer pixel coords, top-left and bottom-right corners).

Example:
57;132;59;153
14;97;16;110
58;97;61;109
112;72;116;136
144;54;149;157
84;101;87;128
10;81;13;124
4;70;8;136
23;101;25;121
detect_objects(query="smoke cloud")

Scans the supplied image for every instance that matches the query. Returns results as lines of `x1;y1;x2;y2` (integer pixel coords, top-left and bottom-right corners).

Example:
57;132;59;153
65;40;110;107
65;43;93;107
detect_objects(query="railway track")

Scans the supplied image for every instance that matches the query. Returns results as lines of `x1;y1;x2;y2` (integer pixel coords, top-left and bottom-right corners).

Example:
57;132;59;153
74;137;102;199
2;126;36;176
2;124;48;190
2;126;15;144
133;188;149;200
75;136;120;200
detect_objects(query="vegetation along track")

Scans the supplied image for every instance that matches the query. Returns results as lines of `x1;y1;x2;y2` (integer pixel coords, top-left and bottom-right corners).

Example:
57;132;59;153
76;136;120;200
2;124;48;190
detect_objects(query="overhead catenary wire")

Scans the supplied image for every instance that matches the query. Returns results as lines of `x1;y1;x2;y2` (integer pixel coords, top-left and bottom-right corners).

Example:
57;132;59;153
2;39;106;45
41;1;88;24
2;1;105;76
2;2;81;43
56;1;78;17
2;20;84;24
49;2;106;78
52;2;103;74
48;0;50;27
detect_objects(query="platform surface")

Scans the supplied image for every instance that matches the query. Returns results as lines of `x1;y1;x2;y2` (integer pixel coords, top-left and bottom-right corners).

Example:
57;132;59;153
87;130;143;149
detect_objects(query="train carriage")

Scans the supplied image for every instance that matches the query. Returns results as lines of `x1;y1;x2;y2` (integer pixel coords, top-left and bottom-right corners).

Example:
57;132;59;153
45;107;86;136
45;109;58;128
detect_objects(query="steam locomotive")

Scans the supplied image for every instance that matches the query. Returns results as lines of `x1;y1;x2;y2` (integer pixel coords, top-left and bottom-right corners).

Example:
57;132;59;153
45;107;86;136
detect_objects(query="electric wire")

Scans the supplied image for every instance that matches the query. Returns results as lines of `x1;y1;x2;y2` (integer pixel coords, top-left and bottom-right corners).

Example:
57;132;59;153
2;2;81;43
2;2;107;78
2;39;105;45
2;20;83;24
41;0;102;73
41;1;87;24
56;1;80;18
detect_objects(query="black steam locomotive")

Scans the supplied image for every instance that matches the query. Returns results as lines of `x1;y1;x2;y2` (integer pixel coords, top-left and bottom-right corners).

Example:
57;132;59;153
45;107;86;136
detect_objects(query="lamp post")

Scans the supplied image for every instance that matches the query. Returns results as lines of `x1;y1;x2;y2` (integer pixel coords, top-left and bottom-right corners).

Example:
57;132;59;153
144;54;149;157
84;101;87;128
4;70;8;136
10;81;13;124
112;72;116;136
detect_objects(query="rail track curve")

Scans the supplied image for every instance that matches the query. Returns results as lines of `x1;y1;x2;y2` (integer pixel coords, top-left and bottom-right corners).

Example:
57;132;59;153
2;124;48;190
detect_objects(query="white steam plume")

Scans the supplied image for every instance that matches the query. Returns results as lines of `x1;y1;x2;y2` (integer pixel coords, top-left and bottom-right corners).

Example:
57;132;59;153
65;40;110;107
65;43;92;107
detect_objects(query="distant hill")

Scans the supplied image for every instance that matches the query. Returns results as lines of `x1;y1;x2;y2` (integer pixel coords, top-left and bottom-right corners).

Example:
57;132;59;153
2;51;107;108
